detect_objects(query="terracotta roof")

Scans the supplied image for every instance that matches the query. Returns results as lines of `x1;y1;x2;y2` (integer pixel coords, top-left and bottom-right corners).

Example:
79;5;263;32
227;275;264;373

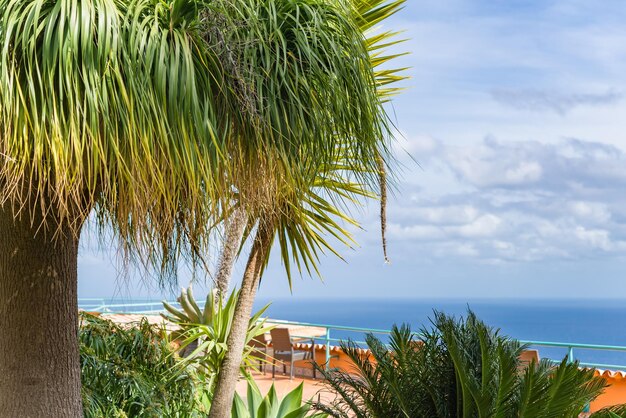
293;342;370;355
594;369;626;380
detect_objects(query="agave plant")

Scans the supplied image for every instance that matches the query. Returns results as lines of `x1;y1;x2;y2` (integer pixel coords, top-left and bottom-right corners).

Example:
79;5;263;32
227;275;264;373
232;381;328;418
162;287;272;387
313;311;626;418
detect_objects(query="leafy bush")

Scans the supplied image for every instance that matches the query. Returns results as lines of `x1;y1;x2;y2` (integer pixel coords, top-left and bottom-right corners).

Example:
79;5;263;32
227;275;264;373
314;311;625;418
80;313;197;418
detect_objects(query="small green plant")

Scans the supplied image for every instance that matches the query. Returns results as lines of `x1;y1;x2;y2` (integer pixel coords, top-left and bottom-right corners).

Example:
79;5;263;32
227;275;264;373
80;313;197;418
162;287;272;387
232;380;327;418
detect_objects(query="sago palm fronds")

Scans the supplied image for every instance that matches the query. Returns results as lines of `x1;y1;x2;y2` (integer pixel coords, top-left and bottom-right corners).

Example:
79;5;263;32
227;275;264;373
313;311;616;418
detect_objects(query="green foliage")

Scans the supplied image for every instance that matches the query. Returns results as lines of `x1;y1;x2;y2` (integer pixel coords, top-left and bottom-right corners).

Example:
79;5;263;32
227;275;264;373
162;287;272;386
0;0;406;288
232;380;328;418
0;0;227;281
353;0;409;102
80;313;197;418
592;405;626;418
202;0;409;283
314;311;617;418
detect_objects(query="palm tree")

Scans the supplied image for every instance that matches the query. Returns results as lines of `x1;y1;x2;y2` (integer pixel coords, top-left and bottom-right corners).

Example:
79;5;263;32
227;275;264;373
0;0;232;415
0;0;404;415
213;207;247;299
205;0;408;416
313;311;624;418
209;0;408;295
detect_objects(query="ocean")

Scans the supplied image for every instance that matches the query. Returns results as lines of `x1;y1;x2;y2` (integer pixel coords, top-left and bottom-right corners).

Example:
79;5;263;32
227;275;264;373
254;298;626;368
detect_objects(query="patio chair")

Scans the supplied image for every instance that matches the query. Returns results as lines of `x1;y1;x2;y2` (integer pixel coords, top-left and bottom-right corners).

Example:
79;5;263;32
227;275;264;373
270;328;316;379
249;334;269;374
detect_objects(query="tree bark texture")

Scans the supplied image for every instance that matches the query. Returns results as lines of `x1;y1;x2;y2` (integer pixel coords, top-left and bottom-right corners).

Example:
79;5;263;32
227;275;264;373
214;207;247;300
208;216;275;418
0;206;83;417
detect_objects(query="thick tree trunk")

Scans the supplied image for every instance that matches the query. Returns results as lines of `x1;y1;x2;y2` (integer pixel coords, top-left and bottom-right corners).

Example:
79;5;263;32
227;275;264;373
214;207;247;300
0;207;83;417
209;216;275;418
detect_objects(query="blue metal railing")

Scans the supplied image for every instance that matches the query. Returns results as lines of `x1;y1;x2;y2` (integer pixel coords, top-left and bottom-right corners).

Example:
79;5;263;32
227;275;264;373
78;299;206;314
78;299;626;372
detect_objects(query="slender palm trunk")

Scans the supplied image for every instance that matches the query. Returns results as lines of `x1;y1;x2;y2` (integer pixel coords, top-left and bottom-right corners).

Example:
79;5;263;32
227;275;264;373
214;208;247;299
209;216;275;418
0;206;83;417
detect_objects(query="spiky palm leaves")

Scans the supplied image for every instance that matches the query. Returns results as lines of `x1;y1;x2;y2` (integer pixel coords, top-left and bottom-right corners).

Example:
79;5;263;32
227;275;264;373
207;0;407;415
0;0;229;280
206;0;394;241
1;0;406;413
314;311;619;418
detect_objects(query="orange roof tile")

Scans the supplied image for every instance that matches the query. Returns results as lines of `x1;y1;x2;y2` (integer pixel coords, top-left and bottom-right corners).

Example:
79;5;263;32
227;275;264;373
594;369;626;380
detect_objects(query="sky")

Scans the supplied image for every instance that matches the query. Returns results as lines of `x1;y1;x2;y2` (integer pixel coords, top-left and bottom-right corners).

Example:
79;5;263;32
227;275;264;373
77;0;626;301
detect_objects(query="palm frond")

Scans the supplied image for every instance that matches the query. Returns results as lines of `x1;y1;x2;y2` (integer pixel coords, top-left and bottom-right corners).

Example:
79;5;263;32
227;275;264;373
314;310;620;418
0;0;230;284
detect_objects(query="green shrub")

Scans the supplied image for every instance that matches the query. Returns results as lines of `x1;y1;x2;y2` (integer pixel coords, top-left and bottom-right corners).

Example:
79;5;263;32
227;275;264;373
80;313;197;418
314;310;625;418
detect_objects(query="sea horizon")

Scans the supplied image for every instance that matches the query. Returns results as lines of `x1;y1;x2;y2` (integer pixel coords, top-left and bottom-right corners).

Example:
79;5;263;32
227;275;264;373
80;295;626;367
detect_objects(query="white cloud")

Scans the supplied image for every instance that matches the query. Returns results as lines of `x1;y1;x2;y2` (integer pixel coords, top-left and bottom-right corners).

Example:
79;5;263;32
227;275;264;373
455;214;502;238
569;201;611;223
386;136;626;263
443;136;626;191
408;205;480;225
574;227;611;251
387;223;444;240
491;89;622;115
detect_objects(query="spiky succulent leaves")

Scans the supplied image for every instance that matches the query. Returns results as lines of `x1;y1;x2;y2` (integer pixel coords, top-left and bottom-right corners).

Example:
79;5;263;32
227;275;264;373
164;288;272;382
0;0;231;285
231;381;323;418
162;286;215;327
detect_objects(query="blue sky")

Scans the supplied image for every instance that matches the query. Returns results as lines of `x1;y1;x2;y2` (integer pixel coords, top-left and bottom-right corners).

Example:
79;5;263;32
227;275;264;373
77;1;626;300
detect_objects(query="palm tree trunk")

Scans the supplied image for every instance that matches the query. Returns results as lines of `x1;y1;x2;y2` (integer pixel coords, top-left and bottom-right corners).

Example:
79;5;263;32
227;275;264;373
208;215;275;418
0;206;83;417
214;208;247;300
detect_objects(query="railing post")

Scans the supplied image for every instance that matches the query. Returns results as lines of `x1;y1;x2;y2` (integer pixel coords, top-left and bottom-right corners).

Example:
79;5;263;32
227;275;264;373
325;327;331;371
567;346;574;363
